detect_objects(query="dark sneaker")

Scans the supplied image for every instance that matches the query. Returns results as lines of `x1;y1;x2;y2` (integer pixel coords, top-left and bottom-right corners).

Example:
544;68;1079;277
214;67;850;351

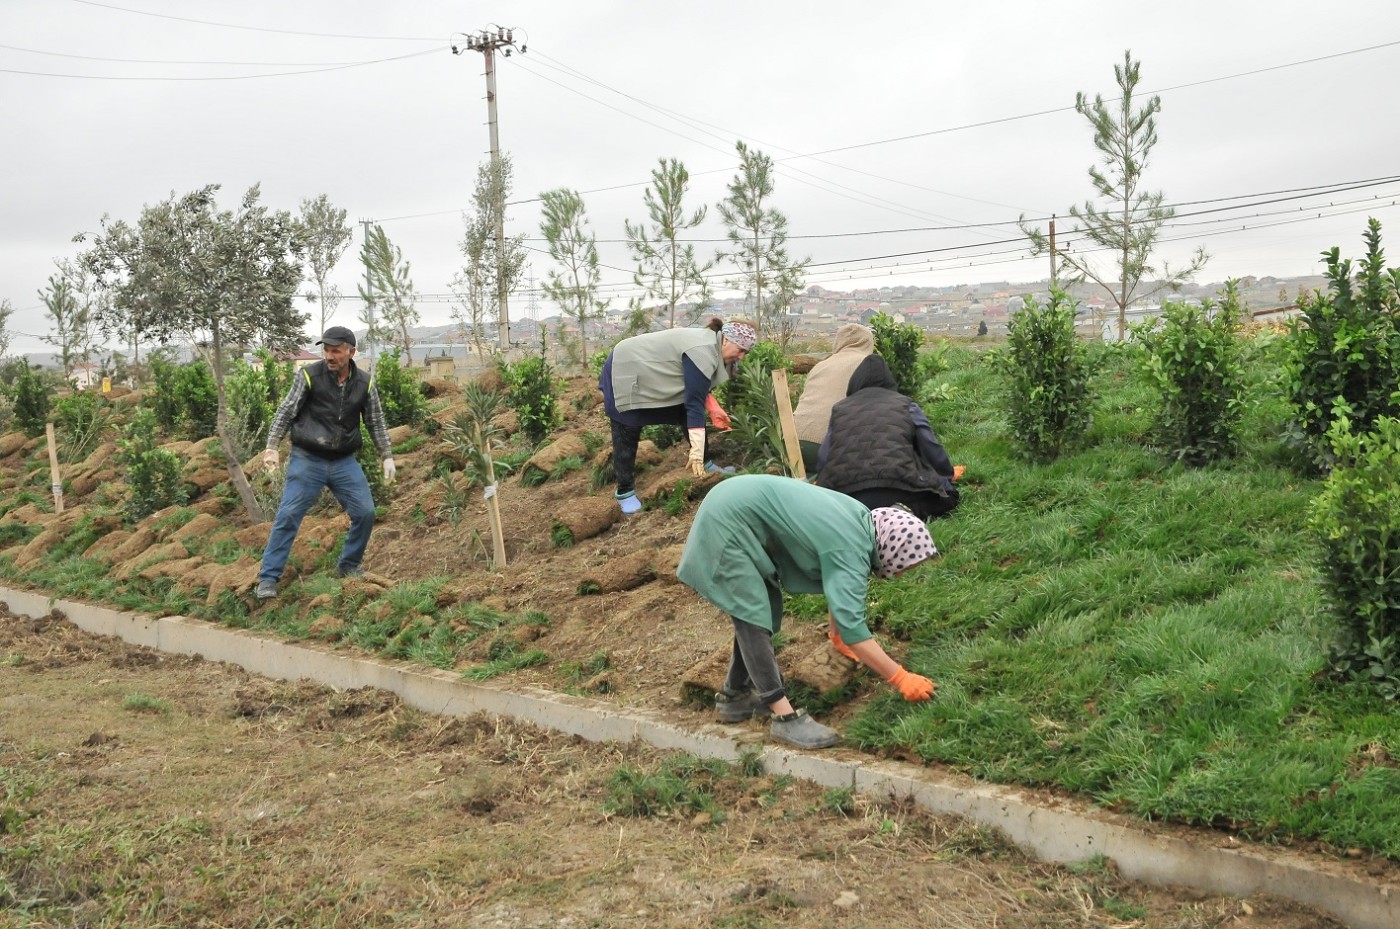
255;580;278;600
338;566;365;579
770;710;841;749
715;690;764;723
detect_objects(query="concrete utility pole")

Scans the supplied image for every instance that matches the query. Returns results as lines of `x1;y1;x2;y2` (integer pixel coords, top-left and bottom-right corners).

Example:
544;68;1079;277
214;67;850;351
359;219;376;366
453;27;525;355
1048;215;1058;288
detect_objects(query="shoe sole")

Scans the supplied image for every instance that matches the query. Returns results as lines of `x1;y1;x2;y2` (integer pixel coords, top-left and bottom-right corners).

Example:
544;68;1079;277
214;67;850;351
716;708;764;724
771;732;841;749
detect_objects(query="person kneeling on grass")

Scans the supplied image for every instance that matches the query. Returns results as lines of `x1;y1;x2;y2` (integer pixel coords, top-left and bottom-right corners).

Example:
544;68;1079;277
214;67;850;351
676;474;938;750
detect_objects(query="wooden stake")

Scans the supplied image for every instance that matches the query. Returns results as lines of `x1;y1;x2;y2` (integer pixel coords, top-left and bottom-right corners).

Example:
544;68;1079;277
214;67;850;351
476;423;508;569
771;367;806;480
45;422;64;514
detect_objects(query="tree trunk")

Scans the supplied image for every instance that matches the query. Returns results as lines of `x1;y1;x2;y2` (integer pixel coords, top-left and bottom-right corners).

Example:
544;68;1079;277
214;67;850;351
208;320;268;523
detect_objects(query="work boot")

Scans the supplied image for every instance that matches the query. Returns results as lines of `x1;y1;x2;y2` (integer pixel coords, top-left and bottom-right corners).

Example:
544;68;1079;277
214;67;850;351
255;580;278;600
770;710;841;749
714;689;764;723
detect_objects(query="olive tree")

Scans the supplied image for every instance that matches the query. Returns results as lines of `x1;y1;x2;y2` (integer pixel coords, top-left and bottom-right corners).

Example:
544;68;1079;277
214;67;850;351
77;183;307;521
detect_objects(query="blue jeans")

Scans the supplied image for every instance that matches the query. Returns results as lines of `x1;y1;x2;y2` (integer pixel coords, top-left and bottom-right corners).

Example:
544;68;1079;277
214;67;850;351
259;448;376;583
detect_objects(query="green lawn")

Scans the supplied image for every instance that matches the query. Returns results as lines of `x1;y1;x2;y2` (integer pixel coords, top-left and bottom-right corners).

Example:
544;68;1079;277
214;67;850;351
846;343;1400;858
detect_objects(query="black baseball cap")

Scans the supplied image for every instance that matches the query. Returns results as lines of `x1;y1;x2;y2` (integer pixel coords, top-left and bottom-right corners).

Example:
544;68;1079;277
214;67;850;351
316;326;356;348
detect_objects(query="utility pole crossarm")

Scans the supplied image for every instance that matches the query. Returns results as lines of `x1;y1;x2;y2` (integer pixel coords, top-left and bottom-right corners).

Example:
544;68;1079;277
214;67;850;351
452;27;525;355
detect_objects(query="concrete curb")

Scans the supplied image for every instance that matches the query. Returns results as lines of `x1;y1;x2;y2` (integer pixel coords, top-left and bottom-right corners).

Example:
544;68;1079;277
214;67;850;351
4;585;1394;929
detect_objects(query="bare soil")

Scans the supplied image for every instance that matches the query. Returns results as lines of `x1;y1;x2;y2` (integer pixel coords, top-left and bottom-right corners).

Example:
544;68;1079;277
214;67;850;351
0;610;1342;928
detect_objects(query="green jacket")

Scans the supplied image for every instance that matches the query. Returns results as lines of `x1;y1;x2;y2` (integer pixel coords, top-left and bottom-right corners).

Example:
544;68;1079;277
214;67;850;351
676;475;881;644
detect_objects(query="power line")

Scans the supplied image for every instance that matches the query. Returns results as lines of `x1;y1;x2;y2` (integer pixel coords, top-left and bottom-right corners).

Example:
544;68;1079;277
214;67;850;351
779;38;1400;163
492;36;1400;213
512;53;1011;229
0;42;378;66
65;0;442;41
527;48;1039;217
0;47;444;80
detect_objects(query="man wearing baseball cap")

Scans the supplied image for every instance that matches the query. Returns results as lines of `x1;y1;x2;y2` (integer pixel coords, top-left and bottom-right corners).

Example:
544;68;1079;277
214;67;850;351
255;326;397;598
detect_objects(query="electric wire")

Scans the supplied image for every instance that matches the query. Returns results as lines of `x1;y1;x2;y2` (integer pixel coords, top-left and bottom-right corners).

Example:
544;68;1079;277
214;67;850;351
65;0;442;41
0;42;378;66
504;55;966;226
0;47;445;80
514;51;1023;229
527;47;1040;217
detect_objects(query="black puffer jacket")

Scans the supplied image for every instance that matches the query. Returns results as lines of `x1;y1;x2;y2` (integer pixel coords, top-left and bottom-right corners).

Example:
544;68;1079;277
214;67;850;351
816;355;953;498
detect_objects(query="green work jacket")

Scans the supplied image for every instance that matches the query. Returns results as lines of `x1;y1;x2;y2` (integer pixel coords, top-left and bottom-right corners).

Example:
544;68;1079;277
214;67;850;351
676;475;882;644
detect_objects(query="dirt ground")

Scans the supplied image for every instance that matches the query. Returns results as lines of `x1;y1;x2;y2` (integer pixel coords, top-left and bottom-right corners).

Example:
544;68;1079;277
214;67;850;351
0;610;1344;928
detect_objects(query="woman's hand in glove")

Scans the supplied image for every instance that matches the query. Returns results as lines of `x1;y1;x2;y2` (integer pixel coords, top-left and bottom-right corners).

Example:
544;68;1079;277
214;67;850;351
687;427;707;477
705;393;731;431
887;666;936;701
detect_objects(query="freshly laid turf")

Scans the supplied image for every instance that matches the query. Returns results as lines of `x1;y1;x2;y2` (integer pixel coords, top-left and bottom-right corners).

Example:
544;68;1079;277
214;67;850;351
849;343;1400;858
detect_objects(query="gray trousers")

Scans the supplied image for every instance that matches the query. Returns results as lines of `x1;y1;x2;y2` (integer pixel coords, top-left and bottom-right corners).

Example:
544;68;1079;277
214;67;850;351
723;613;787;706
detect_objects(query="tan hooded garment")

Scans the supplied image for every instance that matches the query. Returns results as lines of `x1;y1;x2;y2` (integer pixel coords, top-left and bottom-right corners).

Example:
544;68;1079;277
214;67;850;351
792;323;875;444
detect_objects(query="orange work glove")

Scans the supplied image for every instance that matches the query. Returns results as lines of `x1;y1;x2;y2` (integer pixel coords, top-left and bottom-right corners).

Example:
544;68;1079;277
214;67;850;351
887;666;936;701
827;628;860;663
705;393;732;431
952;465;965;481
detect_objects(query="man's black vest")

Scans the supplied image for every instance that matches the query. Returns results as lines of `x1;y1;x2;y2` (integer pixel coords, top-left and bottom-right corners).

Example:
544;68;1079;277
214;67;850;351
291;360;372;459
818;387;949;498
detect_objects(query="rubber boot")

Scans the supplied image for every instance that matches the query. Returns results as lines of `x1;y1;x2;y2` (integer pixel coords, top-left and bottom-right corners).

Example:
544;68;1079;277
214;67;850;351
615;491;642;516
770;710;841;749
714;689;764;723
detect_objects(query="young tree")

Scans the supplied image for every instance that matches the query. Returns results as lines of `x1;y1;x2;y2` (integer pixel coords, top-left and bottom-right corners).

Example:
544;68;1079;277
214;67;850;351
357;224;419;364
38;259;102;379
451;156;527;357
625;158;712;328
299;194;353;333
1021;50;1207;340
539;188;607;371
0;298;13;360
621;296;659;339
76;183;307;521
37;273;85;380
451;204;493;363
717;141;808;338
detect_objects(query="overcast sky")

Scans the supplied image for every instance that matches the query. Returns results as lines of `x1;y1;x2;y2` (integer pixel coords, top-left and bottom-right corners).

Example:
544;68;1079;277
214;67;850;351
5;0;1400;354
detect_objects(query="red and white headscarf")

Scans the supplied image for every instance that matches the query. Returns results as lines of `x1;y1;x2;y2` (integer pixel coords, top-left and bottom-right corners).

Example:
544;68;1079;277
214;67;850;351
871;507;937;579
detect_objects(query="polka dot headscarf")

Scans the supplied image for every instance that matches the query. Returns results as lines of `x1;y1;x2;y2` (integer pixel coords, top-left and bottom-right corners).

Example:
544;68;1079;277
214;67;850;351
721;321;757;353
871;507;937;579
